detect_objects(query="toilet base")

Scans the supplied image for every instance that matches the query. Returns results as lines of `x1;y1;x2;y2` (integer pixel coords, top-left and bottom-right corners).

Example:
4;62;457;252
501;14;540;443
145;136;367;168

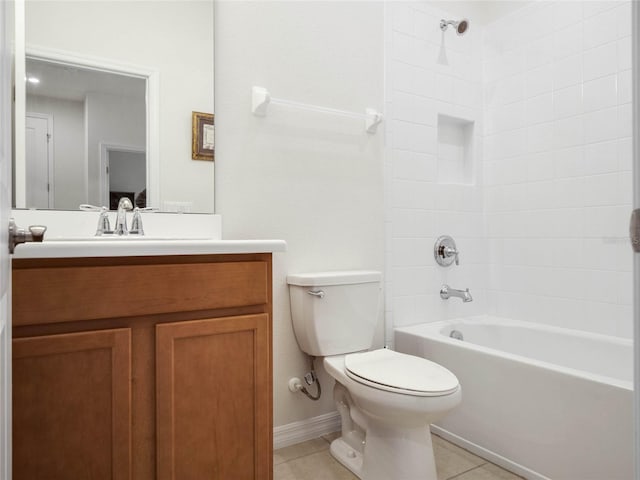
330;423;438;480
330;437;364;478
361;421;437;480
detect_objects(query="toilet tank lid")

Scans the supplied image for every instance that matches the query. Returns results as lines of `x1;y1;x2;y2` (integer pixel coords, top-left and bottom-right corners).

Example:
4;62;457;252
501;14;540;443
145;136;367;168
287;270;381;286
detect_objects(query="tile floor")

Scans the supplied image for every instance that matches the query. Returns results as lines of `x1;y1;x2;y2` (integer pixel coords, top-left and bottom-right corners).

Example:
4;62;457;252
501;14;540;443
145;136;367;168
274;432;523;480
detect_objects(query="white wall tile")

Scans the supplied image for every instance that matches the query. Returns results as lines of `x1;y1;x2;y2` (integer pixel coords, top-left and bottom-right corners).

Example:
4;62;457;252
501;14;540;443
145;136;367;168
583;106;618;144
583;41;617;81
554;177;585;208
582;74;617;112
617;137;633;171
392;208;437;238
525;35;554;71
553;84;583;120
583;0;622;19
414;67;436;98
392;32;413;64
523;3;555;41
552;1;583;31
393;150;437;182
525;93;553;126
392;61;418;93
618;69;632;104
526;151;555;182
435;73;455;103
554;146;584;178
385;0;632;340
553;53;582;89
392;92;415;121
410;8;426;41
552;238;583;269
583;7;619;50
616;2;632;38
553;23;583;60
554;116;584;149
528;122;555;153
392;4;414;35
584;140;619;175
618;103;633;138
583;173;623;206
501;73;526;105
525;64;554;97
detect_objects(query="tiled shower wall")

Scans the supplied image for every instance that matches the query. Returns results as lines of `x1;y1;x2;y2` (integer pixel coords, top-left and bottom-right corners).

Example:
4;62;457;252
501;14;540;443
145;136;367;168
483;1;633;337
384;2;487;339
385;0;633;340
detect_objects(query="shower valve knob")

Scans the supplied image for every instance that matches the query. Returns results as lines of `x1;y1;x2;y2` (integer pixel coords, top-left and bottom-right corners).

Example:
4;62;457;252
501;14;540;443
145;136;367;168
434;235;460;267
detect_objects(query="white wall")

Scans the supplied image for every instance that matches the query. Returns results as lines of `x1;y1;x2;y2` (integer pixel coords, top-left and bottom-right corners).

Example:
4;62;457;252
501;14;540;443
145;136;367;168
483;1;633;337
215;1;384;428
26;94;85;209
25;0;214;213
384;1;488;337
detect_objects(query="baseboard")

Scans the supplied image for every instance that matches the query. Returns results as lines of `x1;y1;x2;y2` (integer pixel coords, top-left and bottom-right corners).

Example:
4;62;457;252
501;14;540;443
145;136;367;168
431;425;551;480
273;411;341;450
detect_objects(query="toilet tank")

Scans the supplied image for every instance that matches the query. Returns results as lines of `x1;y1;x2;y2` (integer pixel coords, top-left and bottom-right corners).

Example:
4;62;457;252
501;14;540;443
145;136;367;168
287;270;382;357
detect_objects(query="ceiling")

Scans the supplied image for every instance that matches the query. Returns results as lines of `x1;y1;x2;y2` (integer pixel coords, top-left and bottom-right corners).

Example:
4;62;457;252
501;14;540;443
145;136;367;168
25;58;145;102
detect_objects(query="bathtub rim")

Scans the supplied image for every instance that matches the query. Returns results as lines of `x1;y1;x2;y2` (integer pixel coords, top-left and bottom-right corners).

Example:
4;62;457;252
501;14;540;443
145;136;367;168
395;316;633;391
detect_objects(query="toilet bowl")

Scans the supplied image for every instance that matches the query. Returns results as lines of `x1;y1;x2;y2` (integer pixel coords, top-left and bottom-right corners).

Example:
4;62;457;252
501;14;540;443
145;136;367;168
324;350;461;480
287;271;461;480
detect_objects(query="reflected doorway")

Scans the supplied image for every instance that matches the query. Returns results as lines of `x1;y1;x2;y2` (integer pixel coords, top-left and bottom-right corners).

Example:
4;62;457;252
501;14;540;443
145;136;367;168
101;144;146;209
25;112;53;208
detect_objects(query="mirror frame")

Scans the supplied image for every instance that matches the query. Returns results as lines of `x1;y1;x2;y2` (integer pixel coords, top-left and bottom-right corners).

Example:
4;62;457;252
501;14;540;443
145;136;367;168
15;41;160;210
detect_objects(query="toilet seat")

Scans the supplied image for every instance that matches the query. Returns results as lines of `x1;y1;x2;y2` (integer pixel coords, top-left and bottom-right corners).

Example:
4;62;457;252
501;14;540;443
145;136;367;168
344;349;459;397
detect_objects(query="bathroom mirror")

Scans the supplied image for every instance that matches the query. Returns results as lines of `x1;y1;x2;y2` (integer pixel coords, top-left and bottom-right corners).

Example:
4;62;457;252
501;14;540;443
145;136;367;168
16;0;215;213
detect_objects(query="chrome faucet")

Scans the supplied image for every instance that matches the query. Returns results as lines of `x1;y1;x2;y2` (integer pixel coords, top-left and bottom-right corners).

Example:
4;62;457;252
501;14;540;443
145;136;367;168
113;197;133;235
80;199;153;236
96;207;113;235
440;284;473;302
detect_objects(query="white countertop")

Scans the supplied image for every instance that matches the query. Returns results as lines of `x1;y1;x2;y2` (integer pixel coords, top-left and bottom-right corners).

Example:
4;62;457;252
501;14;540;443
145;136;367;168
12;239;287;259
11;209;286;258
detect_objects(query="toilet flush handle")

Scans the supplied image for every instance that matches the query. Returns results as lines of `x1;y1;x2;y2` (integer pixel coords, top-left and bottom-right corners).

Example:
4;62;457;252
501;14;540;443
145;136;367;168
307;290;325;299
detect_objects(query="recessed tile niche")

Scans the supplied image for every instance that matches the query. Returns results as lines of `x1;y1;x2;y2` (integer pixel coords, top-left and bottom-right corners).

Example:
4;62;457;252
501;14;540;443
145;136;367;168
437;114;474;185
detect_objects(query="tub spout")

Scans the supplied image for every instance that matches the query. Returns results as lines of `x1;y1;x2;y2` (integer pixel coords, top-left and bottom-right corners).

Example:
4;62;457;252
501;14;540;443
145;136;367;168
440;284;473;302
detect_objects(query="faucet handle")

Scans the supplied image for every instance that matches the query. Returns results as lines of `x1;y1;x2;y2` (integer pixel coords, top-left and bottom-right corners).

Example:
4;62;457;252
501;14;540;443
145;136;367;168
130;208;144;235
80;205;114;235
434;235;460;267
444;246;460;265
97;208;113;236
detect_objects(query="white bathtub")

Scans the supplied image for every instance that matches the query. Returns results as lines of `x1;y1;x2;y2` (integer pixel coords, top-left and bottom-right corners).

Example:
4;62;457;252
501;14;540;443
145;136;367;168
395;316;633;480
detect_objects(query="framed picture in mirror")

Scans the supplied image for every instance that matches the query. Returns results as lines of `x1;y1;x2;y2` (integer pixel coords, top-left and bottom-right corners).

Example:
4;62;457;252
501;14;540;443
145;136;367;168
192;111;214;161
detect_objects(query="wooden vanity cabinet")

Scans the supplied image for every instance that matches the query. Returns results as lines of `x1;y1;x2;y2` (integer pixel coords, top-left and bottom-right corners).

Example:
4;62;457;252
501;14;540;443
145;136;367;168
12;253;273;480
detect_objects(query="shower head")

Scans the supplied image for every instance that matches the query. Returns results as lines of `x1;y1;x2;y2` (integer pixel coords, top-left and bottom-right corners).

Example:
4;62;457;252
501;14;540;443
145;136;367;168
440;18;469;35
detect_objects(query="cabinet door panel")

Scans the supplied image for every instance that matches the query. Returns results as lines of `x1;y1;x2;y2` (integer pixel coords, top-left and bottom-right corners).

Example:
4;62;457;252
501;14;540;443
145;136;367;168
13;328;132;480
156;314;271;480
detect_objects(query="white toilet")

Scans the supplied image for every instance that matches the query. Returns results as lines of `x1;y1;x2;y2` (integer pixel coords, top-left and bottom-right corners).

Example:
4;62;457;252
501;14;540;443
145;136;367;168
287;270;461;480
